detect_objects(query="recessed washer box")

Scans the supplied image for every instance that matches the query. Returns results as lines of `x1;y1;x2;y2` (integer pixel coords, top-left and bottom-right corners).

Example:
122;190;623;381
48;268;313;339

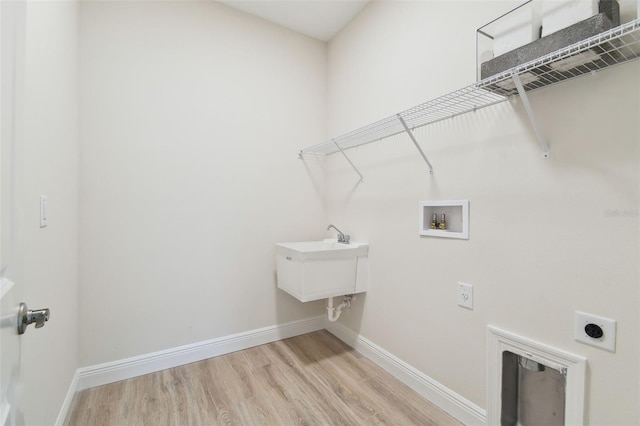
419;200;469;239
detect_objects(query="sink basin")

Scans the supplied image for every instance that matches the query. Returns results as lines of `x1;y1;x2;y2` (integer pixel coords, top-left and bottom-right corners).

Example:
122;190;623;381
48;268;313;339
276;239;368;302
276;239;368;260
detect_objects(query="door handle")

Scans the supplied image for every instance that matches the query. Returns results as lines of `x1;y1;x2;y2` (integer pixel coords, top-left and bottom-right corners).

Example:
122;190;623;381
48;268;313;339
17;302;50;335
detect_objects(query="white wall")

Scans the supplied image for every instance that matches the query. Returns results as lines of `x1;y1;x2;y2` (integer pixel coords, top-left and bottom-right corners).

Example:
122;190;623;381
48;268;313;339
327;1;639;425
78;1;328;366
19;1;80;424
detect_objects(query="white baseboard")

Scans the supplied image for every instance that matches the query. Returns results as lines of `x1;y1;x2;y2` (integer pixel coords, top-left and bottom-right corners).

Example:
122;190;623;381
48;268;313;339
76;315;325;391
325;321;487;426
55;370;79;426
66;316;485;426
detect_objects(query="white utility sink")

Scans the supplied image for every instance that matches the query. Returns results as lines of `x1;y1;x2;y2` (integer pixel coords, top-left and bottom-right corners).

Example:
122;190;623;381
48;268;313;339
276;239;369;302
276;239;368;260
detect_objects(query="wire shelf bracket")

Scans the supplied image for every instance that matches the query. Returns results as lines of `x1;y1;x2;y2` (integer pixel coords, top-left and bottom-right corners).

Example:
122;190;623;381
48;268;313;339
511;73;551;159
398;115;434;174
333;139;364;182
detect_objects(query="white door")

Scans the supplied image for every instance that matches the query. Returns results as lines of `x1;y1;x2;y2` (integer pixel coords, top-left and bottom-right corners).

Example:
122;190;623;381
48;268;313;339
1;3;27;424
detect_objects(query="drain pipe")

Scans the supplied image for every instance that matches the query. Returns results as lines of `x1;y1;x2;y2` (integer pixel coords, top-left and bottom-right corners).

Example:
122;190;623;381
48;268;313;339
327;295;353;322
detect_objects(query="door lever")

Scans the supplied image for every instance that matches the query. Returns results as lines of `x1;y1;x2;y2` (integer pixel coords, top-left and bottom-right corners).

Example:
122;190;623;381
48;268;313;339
17;302;50;335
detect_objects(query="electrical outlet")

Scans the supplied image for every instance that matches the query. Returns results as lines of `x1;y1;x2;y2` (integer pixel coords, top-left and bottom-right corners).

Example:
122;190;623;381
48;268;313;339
40;195;48;228
574;311;616;352
458;282;473;310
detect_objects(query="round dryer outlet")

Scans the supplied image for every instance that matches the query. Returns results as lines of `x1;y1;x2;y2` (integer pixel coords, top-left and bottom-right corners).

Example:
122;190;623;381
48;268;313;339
574;311;616;352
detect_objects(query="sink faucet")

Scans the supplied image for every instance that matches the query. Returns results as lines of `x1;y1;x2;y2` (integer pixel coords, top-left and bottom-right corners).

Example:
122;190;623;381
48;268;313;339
327;224;350;244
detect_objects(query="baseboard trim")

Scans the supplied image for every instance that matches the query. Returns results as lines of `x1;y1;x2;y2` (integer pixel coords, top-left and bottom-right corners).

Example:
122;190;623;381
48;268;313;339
55;369;79;426
77;315;326;391
325;321;487;426
70;316;486;425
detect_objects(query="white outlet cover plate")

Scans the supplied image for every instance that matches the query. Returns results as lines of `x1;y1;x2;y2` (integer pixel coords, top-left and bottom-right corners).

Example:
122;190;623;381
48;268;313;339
458;282;473;310
40;195;48;228
574;311;616;352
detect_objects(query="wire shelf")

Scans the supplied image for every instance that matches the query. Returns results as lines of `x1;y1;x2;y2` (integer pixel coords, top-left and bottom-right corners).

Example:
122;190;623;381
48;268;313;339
301;19;640;157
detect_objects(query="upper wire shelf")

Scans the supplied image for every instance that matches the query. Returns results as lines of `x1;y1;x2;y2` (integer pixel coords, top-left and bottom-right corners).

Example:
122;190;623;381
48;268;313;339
300;19;640;158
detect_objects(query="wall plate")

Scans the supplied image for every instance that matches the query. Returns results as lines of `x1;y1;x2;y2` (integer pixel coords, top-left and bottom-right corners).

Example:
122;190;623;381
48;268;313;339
458;282;473;309
574;311;616;352
40;195;48;228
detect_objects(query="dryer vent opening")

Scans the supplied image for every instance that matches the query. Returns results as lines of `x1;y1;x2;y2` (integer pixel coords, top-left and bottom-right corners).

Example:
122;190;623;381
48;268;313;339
487;326;586;425
501;351;566;426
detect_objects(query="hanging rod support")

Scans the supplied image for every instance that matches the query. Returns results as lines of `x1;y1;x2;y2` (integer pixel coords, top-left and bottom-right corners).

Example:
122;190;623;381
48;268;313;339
333;140;364;182
512;73;550;159
398;115;433;174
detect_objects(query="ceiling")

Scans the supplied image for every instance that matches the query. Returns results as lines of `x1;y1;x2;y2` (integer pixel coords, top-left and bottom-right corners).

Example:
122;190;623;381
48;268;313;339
218;0;370;42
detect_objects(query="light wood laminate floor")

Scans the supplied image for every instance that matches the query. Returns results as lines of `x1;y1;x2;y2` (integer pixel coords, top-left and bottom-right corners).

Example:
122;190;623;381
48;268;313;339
67;330;461;425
